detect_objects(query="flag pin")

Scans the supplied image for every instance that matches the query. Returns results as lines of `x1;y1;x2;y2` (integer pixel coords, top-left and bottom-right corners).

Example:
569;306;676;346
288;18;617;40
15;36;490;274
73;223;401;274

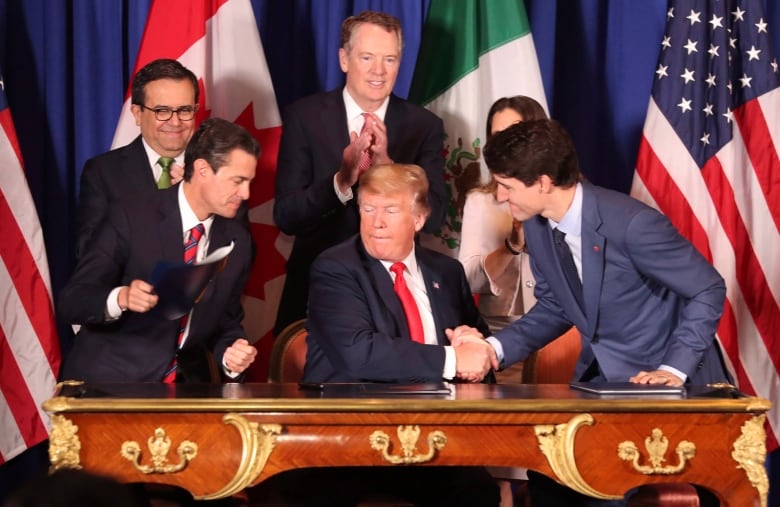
433;281;440;289
593;246;600;252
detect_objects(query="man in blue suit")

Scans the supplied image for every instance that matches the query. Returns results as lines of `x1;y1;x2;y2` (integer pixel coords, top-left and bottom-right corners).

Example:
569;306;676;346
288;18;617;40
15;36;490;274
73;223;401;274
476;119;729;506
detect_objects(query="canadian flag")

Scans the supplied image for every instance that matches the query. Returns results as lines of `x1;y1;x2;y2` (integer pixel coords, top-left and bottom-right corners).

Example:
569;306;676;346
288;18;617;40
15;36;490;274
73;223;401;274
112;0;289;380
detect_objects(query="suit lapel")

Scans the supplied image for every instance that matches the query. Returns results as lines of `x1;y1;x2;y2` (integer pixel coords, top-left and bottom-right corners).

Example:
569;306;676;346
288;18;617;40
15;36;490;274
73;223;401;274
416;249;445;343
123;136;158;192
322;89;351;159
358;240;411;340
158;187;184;262
580;183;605;338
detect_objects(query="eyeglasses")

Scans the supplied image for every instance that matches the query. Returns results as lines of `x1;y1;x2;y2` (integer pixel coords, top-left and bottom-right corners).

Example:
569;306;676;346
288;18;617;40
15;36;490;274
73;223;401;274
138;104;197;121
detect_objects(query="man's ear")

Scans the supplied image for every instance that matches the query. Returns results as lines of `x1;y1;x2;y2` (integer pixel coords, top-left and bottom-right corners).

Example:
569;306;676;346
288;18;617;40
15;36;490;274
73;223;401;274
130;104;142;127
538;174;553;193
413;210;429;233
338;48;349;73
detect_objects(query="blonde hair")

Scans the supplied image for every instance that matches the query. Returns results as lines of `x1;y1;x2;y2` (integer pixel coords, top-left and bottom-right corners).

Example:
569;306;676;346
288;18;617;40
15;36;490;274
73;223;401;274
358;164;430;216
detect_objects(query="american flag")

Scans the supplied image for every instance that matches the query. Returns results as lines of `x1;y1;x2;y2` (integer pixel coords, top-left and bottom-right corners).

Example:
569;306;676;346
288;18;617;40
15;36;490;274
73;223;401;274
632;0;780;448
0;67;61;463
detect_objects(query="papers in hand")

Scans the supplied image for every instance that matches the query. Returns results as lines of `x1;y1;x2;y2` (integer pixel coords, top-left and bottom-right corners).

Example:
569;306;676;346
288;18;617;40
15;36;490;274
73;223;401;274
150;241;234;320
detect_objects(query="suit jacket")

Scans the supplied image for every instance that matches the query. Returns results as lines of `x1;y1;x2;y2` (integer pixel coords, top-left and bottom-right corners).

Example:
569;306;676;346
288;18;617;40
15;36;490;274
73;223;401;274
272;89;446;334
58;185;253;383
302;235;490;383
495;182;729;384
76;136;158;260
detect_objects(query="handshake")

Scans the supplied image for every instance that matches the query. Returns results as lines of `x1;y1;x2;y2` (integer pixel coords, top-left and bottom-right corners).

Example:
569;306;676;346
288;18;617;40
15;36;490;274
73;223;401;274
446;326;499;383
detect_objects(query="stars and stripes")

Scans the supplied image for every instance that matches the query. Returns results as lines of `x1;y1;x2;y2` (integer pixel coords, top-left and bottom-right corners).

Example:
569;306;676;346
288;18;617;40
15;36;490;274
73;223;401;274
632;0;780;448
0;68;61;463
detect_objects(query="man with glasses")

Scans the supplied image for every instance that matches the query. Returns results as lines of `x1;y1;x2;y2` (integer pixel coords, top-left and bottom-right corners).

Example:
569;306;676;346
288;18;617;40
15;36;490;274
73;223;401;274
75;58;198;259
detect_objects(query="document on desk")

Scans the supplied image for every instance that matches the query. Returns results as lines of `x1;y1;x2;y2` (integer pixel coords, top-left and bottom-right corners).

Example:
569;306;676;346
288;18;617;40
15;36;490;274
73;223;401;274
569;382;685;396
149;241;234;320
359;383;452;395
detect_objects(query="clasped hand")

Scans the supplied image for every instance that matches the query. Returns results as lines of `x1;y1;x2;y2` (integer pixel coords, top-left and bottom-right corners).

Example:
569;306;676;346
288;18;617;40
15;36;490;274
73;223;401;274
336;113;392;191
446;325;499;383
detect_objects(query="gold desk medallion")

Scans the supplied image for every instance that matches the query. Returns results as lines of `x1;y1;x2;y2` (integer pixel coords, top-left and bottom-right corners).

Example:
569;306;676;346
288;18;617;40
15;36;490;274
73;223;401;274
120;427;198;474
369;425;447;464
617;428;695;475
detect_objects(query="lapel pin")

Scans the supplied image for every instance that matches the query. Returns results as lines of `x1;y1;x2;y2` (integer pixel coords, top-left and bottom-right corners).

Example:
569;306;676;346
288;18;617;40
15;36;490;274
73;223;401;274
433;281;440;289
593;245;600;252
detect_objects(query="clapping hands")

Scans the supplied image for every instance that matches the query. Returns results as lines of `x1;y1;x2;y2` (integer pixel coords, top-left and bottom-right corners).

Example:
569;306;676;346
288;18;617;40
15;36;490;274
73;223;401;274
446;326;499;383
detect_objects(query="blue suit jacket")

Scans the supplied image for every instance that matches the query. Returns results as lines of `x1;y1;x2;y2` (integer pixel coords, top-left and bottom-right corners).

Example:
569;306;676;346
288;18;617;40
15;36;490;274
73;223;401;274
495;182;728;383
58;185;253;383
303;235;490;383
272;88;446;335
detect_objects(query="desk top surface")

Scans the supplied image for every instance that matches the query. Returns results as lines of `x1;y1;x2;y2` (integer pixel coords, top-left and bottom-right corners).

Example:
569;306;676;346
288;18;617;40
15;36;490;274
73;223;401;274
44;382;770;414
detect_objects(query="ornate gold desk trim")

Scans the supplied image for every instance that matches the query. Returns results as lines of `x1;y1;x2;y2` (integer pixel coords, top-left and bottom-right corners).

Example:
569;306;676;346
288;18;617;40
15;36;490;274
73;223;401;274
199;414;282;500
49;414;82;471
732;414;768;507
535;413;620;500
369;425;447;464
120;428;198;474
617;428;695;474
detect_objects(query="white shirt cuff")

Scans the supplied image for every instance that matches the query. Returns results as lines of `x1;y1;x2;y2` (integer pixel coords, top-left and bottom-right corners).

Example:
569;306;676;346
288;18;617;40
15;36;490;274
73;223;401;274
443;346;456;380
333;173;353;203
486;336;504;368
659;365;687;382
105;286;124;320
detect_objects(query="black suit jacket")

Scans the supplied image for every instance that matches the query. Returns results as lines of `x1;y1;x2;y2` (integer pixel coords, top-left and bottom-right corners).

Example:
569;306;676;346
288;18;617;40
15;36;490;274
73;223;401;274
76;136;158;260
58;185;253;383
272;89;446;334
302;235;490;383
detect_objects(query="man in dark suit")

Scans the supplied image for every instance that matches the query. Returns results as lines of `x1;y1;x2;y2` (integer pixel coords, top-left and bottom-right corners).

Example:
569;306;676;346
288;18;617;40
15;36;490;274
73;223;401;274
468;119;730;506
261;163;499;507
58;118;259;383
272;10;447;335
304;163;496;383
76;58;198;260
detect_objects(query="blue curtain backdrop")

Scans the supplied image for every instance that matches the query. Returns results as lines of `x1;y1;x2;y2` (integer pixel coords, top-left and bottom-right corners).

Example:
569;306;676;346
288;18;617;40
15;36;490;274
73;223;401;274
1;0;779;501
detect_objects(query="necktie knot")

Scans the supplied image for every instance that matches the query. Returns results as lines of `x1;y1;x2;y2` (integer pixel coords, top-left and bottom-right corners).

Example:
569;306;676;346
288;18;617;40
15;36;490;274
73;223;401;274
184;224;205;265
390;262;406;277
157;157;175;189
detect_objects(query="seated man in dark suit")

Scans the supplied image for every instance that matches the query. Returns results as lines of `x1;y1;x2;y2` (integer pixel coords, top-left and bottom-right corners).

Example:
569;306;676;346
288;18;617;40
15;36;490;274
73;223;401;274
304;163;497;384
272;10;447;336
76;58;198;260
257;164;499;507
58;118;259;383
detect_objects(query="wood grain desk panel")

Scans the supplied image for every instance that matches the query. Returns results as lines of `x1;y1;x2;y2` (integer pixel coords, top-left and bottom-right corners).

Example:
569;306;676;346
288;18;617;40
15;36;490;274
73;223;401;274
44;383;770;506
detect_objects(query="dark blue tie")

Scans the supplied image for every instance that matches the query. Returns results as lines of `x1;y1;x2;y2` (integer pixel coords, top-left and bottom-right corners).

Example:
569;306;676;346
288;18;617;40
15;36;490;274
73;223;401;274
552;228;584;309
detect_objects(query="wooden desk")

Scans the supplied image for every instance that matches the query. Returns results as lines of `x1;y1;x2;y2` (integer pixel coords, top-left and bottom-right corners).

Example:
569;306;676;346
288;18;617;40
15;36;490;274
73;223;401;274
44;382;770;506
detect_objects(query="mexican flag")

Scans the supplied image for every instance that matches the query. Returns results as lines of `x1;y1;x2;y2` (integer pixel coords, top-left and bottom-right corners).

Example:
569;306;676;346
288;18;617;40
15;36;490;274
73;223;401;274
409;0;547;253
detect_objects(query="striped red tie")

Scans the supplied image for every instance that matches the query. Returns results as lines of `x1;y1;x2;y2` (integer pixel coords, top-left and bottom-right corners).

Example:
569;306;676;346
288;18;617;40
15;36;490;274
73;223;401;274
163;223;205;383
357;112;373;172
390;262;425;344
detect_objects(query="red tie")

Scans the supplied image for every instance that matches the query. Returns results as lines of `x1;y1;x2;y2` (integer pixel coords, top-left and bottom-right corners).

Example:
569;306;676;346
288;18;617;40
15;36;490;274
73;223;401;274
390;262;425;344
358;112;373;172
163;224;205;383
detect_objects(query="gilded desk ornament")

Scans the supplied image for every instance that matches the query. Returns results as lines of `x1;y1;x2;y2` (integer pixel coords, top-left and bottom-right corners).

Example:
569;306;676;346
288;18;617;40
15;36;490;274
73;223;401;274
535;413;621;500
369;425;447;464
732;414;768;507
120;427;197;474
198;414;282;500
617;428;695;474
48;414;82;471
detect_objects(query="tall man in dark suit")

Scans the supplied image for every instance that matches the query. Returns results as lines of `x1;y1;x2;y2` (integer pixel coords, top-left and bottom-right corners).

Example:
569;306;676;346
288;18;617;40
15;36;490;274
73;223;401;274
58;118;259;383
272;10;447;335
76;58;198;259
464;119;730;506
264;163;499;507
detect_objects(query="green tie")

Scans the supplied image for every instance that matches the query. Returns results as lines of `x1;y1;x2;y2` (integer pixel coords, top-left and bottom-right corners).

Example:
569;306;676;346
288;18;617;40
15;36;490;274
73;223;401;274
157;157;174;189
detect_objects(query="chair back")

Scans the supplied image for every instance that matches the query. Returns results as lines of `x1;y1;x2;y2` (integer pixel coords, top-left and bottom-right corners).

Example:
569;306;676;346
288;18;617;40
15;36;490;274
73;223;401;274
521;327;582;383
268;319;308;383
